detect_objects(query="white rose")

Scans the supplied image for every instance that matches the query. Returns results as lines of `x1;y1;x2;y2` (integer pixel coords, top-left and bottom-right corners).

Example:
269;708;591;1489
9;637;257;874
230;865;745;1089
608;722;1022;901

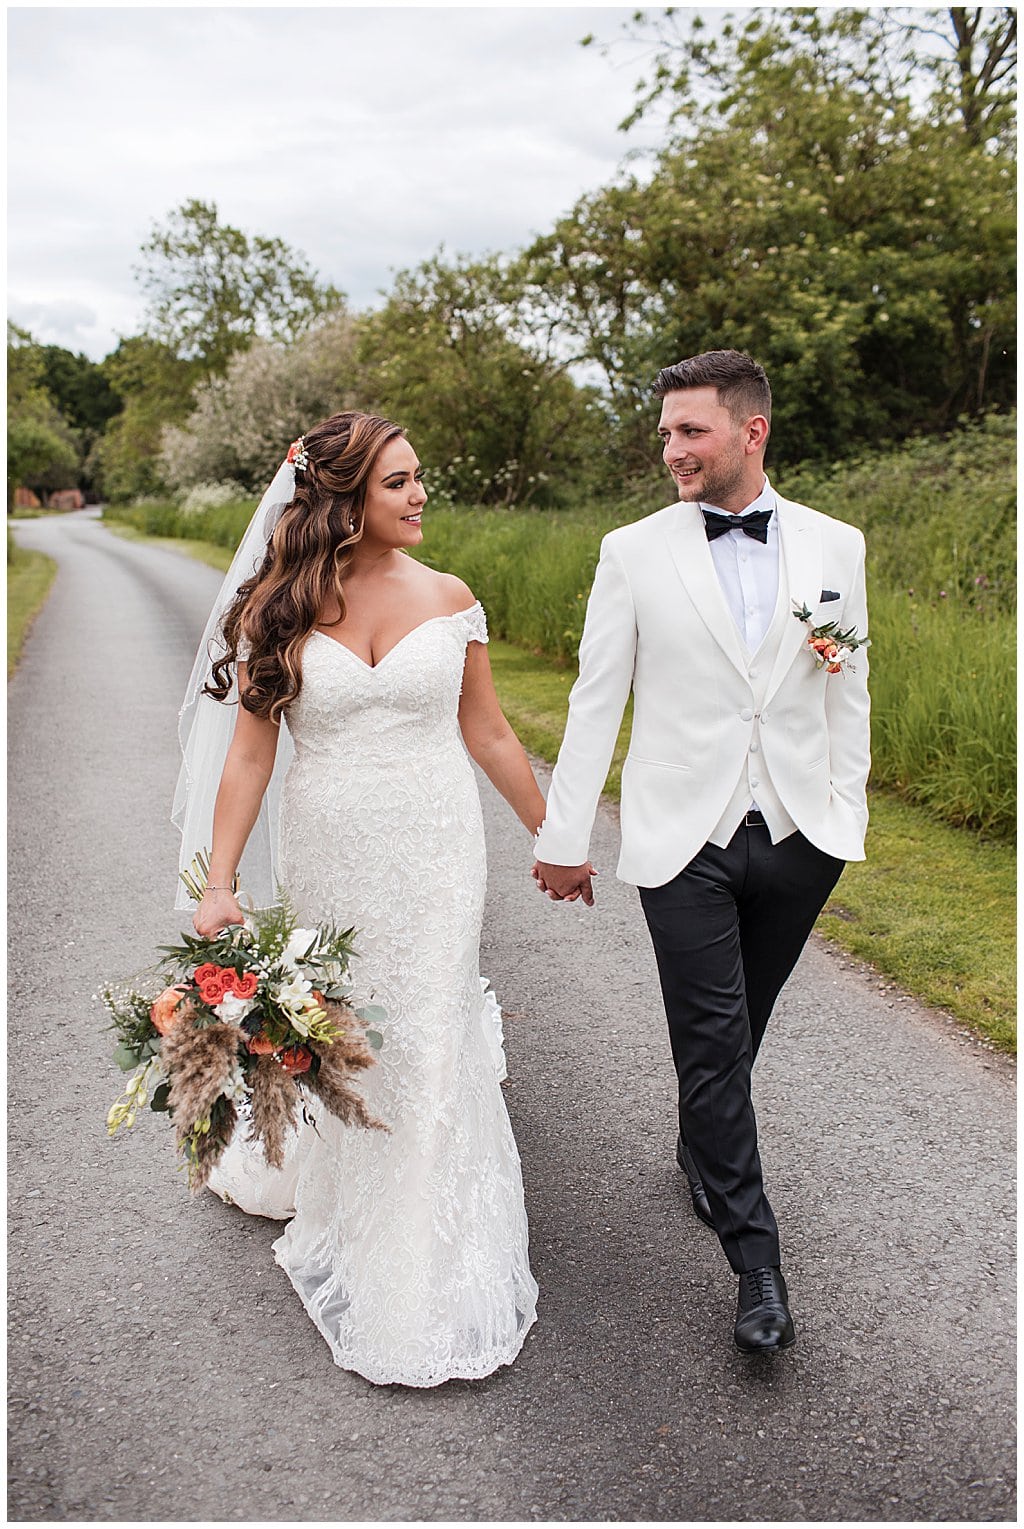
214;991;256;1025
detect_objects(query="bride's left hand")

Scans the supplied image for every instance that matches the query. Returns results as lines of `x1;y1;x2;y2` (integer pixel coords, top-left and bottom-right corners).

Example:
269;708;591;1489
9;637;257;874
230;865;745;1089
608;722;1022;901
194;887;245;938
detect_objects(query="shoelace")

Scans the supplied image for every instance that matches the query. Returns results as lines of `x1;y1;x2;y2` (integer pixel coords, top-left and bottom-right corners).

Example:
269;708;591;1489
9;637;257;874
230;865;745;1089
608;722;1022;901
741;1268;781;1307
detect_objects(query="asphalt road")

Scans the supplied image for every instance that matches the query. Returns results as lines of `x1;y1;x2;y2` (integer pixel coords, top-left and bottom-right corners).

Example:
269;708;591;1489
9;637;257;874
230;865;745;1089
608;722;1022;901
7;511;1016;1523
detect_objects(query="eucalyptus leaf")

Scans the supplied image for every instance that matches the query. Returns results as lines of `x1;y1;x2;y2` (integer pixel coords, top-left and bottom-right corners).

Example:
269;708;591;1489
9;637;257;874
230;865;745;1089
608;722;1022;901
113;1042;141;1072
355;1004;387;1025
150;1082;172;1113
365;1029;384;1051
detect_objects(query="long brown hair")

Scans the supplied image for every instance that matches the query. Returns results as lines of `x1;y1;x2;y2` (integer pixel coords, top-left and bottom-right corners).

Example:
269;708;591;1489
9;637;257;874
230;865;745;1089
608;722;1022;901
206;411;405;720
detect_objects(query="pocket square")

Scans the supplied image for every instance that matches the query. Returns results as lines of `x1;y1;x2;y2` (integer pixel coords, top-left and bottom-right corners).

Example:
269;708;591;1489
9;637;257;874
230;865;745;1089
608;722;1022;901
819;589;841;602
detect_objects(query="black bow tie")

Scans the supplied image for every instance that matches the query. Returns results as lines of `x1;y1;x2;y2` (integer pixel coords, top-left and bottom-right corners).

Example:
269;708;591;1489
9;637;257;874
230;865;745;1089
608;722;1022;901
702;507;773;544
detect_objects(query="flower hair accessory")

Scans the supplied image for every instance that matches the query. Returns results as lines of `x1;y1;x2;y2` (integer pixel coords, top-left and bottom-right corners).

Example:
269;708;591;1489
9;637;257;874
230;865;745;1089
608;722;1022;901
287;435;310;472
792;600;870;675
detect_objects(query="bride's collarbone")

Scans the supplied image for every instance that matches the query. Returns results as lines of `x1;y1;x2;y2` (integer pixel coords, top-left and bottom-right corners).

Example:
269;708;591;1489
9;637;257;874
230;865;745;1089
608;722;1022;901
314;605;464;668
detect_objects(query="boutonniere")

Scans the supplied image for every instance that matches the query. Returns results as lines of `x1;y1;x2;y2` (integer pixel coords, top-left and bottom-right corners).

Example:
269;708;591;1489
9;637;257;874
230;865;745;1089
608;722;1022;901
792;601;870;675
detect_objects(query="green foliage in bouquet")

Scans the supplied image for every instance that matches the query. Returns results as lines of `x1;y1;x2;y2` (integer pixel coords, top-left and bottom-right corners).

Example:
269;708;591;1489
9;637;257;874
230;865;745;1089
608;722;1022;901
103;859;388;1189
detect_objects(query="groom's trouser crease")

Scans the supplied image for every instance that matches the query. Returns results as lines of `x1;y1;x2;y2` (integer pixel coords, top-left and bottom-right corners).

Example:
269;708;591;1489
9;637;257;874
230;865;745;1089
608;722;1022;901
639;822;844;1274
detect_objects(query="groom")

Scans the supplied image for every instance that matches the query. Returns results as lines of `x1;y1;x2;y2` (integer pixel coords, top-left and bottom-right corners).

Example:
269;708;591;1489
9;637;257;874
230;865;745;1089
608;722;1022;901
533;350;870;1352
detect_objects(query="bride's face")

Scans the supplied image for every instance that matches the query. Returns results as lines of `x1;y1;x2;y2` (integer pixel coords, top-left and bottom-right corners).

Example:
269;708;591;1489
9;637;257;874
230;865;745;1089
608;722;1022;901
359;437;427;550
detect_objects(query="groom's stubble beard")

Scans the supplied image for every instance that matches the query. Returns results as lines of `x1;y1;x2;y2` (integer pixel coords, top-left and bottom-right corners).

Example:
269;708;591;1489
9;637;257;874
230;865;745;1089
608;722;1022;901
671;444;748;510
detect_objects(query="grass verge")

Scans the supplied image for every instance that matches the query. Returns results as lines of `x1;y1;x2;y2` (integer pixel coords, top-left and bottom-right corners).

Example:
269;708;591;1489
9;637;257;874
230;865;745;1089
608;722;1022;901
118;529;1016;1055
7;540;57;676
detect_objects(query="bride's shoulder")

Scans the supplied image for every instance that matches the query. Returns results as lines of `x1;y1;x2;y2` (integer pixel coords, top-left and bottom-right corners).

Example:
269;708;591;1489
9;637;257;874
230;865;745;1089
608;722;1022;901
405;561;478;617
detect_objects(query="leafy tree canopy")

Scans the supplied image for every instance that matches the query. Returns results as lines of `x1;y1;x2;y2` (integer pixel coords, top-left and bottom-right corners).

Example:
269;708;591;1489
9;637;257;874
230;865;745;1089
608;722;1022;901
357;253;608;506
532;5;1016;468
136;199;344;374
91;337;200;502
7;324;83;505
160;314;362;495
37;343;121;441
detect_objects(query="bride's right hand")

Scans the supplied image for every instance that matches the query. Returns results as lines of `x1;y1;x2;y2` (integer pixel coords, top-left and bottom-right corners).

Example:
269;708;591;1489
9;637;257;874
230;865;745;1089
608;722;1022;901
193;886;246;938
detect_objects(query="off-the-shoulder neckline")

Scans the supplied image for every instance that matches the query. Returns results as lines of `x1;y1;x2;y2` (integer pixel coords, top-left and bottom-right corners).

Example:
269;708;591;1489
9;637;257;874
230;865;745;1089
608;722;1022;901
308;602;483;671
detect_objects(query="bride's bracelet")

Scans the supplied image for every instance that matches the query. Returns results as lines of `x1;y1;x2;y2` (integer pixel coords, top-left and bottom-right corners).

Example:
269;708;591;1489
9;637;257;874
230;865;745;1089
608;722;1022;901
204;883;235;894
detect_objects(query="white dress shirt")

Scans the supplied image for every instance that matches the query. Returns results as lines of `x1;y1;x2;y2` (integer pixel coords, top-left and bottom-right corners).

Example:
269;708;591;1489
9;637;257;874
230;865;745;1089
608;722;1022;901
702;477;779;652
702;477;782;825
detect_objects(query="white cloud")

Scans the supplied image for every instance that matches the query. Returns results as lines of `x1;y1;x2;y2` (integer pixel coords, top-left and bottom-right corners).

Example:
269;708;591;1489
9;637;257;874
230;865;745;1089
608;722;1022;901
7;5;679;358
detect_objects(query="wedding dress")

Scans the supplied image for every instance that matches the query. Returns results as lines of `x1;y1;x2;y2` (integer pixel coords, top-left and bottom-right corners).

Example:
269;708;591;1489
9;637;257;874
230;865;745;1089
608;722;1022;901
207;602;538;1386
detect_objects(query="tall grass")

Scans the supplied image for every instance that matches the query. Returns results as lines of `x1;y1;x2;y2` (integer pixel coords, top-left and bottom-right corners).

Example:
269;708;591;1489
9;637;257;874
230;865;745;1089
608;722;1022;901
865;588;1015;835
104;417;1015;839
103;498;255;550
780;412;1016;608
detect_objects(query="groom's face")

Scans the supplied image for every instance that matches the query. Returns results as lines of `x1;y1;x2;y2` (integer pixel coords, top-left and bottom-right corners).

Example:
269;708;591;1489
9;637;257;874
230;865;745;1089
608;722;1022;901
658;386;759;514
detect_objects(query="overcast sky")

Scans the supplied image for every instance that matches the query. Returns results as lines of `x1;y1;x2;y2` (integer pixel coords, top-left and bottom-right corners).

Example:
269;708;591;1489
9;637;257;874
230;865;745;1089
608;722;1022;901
7;4;704;361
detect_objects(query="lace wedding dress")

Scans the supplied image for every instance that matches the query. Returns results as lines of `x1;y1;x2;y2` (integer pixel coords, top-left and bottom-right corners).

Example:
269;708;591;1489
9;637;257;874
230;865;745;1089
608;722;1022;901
207;602;538;1386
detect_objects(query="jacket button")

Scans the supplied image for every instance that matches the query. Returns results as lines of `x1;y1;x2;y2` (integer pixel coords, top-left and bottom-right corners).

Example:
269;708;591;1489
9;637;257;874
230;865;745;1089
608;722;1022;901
750;776;760;789
741;708;753;722
750;742;759;753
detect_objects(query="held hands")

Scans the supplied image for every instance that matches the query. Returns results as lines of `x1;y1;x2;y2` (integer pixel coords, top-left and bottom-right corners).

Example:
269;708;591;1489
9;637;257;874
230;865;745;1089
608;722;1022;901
193;886;246;938
531;859;597;907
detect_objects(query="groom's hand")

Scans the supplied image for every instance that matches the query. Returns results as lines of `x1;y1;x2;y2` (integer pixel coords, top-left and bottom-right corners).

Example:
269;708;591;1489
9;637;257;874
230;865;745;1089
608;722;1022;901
531;860;596;907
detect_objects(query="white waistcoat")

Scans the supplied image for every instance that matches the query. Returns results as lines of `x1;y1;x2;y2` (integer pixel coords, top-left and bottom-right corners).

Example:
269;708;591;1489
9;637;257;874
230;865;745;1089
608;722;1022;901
707;544;799;848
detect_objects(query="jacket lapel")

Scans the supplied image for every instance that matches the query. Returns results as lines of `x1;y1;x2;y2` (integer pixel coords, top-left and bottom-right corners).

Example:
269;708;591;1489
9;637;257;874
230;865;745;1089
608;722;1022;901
764;496;823;704
661;503;750;680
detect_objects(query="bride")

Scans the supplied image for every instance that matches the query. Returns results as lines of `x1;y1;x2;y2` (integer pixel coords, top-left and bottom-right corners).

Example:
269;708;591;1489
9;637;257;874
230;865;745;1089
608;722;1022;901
174;410;546;1387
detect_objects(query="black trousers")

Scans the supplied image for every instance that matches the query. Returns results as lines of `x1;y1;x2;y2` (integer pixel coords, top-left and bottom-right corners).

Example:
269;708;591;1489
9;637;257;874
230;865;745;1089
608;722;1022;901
639;821;844;1274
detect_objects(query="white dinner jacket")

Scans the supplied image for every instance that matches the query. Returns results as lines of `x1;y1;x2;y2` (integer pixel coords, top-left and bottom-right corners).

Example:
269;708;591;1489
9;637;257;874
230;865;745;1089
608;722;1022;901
533;493;871;887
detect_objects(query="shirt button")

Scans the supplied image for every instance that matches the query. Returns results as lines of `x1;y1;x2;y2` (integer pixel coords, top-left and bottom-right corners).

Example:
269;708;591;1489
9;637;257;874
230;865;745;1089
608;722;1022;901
741;708;753;722
750;742;759;753
749;666;759;678
750;776;760;789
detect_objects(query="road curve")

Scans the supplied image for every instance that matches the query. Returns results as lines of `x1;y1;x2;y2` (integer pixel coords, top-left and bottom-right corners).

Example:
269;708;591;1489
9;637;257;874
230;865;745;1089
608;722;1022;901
8;512;1015;1522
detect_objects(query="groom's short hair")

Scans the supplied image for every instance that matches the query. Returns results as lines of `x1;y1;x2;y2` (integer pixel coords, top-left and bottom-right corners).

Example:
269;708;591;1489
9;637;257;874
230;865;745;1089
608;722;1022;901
652;350;772;427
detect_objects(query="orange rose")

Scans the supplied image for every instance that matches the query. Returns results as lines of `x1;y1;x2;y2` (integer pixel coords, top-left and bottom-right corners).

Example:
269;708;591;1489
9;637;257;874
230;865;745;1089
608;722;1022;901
279;1045;313;1075
229;971;258;1000
247;1033;276;1055
312;990;325;1008
150;985;188;1035
193;963;221;986
197;966;238;1005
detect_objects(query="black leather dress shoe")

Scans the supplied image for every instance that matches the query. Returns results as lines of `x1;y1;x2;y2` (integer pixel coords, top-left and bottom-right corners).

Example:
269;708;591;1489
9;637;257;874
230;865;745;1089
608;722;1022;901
734;1266;796;1352
675;1134;714;1228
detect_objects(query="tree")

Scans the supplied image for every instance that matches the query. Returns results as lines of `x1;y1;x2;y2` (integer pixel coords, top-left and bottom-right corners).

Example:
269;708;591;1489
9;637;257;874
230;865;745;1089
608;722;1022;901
37;345;121;443
357;253;608;506
7;325;82;507
159;314;362;494
137;199;344;374
91;337;199;501
530;6;1015;468
585;7;1016;149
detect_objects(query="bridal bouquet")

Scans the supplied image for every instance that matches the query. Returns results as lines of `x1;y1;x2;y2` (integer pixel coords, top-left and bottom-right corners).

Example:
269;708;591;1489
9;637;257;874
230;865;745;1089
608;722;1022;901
104;859;388;1190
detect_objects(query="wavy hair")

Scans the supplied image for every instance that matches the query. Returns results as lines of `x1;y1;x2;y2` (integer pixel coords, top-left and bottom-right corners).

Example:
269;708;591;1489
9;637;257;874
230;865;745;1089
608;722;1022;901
206;410;405;721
